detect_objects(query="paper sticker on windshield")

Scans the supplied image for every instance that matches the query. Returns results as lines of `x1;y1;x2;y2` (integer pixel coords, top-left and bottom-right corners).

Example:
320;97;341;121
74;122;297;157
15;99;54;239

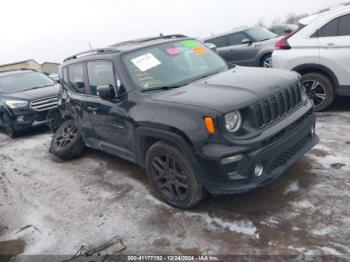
192;47;207;55
181;40;199;48
131;53;161;72
166;47;181;56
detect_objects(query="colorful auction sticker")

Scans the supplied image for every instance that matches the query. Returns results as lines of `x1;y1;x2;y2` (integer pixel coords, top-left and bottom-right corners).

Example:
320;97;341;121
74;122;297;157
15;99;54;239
181;40;199;48
131;53;161;72
166;47;181;56
192;47;207;55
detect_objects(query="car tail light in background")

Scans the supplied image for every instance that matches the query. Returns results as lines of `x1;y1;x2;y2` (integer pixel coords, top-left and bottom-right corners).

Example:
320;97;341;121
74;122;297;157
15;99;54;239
275;26;304;50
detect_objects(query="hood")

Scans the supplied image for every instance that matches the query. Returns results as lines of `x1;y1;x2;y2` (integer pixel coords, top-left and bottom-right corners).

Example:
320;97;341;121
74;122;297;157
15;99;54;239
150;66;299;113
1;84;60;101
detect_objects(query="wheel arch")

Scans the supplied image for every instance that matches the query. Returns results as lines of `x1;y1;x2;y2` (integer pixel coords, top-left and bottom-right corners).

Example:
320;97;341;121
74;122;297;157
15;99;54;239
292;64;340;89
134;126;197;168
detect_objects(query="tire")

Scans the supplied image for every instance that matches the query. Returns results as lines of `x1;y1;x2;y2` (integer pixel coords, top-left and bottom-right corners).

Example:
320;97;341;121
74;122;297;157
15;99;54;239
261;53;272;68
50;119;85;160
2;113;19;138
301;73;335;111
145;141;206;209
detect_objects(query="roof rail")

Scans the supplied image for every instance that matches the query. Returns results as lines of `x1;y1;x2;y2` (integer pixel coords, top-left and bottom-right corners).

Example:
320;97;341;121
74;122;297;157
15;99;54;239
110;34;188;47
63;48;119;62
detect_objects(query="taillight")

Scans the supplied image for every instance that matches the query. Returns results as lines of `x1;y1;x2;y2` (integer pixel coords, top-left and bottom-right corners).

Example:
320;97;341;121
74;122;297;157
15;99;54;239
275;26;304;50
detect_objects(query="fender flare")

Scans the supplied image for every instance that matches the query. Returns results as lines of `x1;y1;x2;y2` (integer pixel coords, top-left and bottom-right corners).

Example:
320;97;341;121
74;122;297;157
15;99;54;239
134;127;197;168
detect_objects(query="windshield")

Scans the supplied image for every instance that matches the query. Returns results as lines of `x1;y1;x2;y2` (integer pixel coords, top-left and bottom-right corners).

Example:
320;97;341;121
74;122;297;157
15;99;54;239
122;40;227;90
245;27;278;41
0;71;55;94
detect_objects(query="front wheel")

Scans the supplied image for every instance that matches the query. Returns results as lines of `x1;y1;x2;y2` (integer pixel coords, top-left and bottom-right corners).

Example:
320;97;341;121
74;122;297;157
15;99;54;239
2;113;19;138
50;119;85;160
301;73;335;111
145;141;206;209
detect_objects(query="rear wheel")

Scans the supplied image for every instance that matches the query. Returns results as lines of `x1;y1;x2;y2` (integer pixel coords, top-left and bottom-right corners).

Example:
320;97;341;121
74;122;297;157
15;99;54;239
2;114;19;138
145;141;206;209
50;119;85;160
301;73;335;111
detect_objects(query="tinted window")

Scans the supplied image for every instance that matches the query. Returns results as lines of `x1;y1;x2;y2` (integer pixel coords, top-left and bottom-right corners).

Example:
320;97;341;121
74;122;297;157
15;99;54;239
245;27;277;41
68;63;86;94
339;14;350;36
228;33;247;45
206;36;228;48
0;71;55;94
87;61;116;96
62;67;69;89
318;18;338;37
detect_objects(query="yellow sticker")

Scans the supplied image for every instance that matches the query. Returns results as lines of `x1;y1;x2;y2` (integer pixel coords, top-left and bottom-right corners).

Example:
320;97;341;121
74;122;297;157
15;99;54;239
192;47;207;55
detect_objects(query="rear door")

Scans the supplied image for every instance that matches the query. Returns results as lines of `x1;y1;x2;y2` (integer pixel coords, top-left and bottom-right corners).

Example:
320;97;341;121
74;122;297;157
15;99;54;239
65;63;98;146
318;13;350;86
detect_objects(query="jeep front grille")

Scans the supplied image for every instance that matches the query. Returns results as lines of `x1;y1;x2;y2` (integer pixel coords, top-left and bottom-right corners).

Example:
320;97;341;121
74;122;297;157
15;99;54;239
30;96;58;111
252;83;303;129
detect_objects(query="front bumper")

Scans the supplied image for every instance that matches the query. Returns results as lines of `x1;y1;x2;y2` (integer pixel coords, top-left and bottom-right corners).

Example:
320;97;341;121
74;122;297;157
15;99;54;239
9;110;52;130
197;111;318;195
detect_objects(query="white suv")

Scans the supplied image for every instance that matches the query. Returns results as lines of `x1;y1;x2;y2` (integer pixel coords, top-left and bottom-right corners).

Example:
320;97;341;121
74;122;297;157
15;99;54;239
272;6;350;111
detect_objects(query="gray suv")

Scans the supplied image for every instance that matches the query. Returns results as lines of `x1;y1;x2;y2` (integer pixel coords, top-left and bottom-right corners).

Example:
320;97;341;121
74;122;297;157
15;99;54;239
204;27;280;68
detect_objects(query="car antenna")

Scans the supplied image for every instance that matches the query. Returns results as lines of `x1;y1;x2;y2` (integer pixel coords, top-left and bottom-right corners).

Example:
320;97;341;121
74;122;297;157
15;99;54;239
88;42;93;53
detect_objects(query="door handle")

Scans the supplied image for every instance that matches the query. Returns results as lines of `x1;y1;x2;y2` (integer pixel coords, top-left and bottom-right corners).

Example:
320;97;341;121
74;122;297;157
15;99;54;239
86;106;98;112
326;43;338;48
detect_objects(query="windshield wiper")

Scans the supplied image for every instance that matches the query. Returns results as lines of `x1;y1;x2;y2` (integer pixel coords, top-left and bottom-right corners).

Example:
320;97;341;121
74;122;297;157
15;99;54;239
141;85;183;93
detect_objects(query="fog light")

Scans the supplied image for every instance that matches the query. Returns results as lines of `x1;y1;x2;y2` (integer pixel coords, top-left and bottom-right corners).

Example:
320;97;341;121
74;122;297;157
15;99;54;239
254;164;264;177
17;115;24;122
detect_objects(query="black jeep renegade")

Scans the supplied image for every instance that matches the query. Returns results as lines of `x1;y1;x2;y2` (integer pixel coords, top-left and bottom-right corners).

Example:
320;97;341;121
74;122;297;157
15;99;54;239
50;35;318;208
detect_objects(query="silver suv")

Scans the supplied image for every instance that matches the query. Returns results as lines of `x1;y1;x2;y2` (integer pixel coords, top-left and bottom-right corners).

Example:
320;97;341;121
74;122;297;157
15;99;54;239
272;6;350;111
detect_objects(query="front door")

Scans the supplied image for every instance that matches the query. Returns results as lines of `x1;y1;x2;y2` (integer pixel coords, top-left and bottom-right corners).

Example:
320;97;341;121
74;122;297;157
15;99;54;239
83;60;133;160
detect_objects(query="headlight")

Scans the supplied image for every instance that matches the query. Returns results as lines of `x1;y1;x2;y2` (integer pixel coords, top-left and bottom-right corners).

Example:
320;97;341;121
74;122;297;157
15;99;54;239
224;111;242;132
5;100;29;109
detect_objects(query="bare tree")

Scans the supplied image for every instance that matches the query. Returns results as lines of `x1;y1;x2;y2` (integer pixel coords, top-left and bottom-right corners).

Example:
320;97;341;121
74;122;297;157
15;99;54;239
256;17;266;27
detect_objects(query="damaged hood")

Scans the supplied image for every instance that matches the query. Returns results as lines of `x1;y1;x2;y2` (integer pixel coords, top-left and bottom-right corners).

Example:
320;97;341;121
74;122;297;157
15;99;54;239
150;66;299;113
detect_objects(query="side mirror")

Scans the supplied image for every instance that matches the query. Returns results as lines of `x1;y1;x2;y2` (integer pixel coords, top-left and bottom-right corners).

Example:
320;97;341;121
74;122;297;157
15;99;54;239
242;39;252;45
205;43;217;53
97;85;116;100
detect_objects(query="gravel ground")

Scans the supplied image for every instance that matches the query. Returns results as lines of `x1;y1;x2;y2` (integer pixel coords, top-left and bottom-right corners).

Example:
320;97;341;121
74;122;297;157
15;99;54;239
0;98;349;258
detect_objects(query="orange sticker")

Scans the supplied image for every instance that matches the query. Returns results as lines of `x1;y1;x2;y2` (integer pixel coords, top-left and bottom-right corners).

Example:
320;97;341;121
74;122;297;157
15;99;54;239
192;47;207;55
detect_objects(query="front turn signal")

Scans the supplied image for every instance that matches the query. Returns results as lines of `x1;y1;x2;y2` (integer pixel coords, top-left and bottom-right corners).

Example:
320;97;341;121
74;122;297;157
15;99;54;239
204;117;215;135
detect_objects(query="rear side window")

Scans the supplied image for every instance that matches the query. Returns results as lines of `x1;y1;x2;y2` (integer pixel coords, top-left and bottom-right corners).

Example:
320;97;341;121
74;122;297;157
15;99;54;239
87;61;116;96
317;18;338;37
68;63;86;94
207;36;229;48
339;14;350;36
228;33;247;46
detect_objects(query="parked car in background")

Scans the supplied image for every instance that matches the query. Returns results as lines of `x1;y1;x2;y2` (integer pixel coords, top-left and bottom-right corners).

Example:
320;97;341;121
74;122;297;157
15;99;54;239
0;70;60;137
49;73;60;83
204;27;280;68
267;24;298;36
272;6;350;111
49;35;318;208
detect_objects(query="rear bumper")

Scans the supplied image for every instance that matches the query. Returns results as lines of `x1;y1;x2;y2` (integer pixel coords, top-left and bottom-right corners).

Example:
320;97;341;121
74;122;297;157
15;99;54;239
197;111;318;195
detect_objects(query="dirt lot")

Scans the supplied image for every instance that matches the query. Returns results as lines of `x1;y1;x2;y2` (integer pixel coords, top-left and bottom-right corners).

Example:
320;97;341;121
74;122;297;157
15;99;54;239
0;98;349;258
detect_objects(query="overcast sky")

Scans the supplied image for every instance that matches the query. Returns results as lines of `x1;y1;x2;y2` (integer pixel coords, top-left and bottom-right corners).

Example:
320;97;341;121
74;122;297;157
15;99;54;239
0;0;345;65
